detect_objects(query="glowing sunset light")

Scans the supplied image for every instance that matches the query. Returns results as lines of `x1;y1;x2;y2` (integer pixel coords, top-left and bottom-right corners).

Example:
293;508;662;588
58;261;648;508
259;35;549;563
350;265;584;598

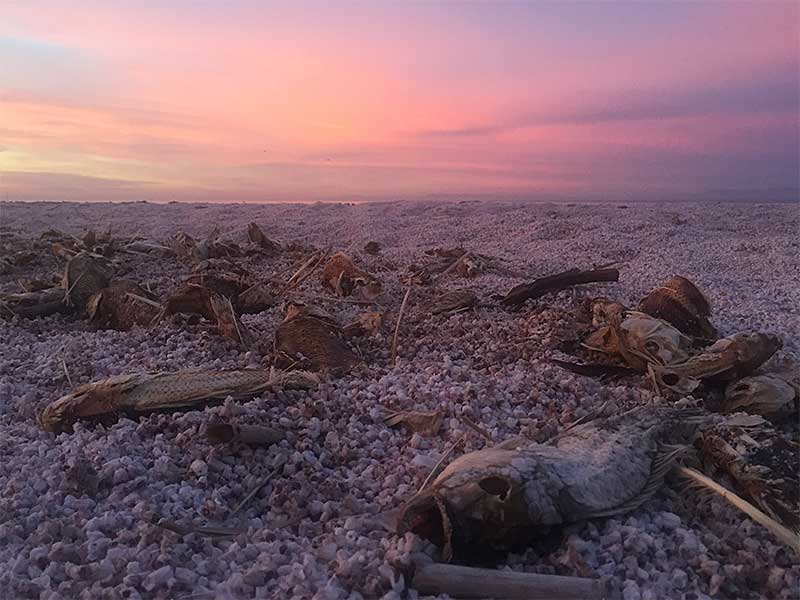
1;1;797;202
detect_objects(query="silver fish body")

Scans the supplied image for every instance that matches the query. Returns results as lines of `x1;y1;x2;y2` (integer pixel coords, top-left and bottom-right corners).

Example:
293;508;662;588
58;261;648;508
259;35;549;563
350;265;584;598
399;406;705;561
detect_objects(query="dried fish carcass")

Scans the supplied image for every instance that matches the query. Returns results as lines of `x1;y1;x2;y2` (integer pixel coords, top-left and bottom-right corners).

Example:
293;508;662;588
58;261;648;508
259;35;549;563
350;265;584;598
652;332;783;395
320;252;382;301
398;406;705;561
62;251;114;309
158;283;252;348
721;374;798;420
696;417;799;536
86;280;160;330
583;307;693;371
639;275;716;340
274;302;362;375
430;290;478;316
39;369;282;433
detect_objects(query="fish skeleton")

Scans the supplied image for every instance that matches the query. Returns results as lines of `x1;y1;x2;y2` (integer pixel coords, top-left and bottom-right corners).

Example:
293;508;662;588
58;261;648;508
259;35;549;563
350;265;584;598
39;368;318;434
398;406;706;561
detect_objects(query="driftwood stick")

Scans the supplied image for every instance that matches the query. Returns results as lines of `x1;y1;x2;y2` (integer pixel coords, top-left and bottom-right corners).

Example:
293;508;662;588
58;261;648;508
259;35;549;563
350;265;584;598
10;299;75;319
206;423;284;447
391;282;414;365
412;562;604;600
502;268;619;306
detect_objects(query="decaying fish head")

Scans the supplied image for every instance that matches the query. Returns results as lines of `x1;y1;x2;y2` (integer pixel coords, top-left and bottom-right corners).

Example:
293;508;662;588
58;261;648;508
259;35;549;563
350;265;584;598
39;374;136;433
652;332;783;395
399;448;544;561
583;308;692;371
321;252;382;300
722;375;798;419
400;406;707;562
617;312;693;368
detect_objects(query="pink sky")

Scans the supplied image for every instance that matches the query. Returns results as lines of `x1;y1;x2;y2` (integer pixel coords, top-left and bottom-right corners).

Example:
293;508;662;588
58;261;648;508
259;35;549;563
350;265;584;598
1;1;798;202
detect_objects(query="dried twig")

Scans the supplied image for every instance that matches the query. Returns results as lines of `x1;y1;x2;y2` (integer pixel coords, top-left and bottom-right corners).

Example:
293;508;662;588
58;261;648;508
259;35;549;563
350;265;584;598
412;562;603;600
392;282;414;365
286;292;380;306
61;355;73;388
230;467;279;517
459;415;493;442
417;434;465;493
125;292;161;308
275;248;330;298
675;466;799;554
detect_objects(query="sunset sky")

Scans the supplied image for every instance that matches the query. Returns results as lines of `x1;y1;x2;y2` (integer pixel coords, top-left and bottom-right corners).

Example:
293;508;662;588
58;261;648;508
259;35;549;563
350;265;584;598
1;1;798;203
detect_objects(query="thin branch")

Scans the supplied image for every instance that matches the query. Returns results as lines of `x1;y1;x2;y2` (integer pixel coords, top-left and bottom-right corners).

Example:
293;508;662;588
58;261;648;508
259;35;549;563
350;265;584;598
230;467;279;517
417;433;465;494
391;282;414;365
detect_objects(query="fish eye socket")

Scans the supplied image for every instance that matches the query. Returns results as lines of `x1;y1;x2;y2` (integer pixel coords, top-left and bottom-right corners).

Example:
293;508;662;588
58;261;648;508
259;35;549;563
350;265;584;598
645;340;660;353
478;476;511;500
661;373;680;386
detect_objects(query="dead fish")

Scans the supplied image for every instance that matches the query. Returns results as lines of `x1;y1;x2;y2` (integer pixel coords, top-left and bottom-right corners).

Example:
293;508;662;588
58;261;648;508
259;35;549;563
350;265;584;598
697;417;799;534
246;222;282;254
273;302;363;375
652;332;783;395
40;369;289;434
158;283;251;348
430;290;478;316
86;280;160;331
398;406;706;561
721;375;798;420
640;276;716;339
583;308;693;371
62;251;114;309
343;311;384;338
320;252;382;300
384;409;443;437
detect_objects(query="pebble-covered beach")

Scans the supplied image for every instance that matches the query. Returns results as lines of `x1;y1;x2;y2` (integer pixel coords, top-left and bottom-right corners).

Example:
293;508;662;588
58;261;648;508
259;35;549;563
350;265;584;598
0;200;797;599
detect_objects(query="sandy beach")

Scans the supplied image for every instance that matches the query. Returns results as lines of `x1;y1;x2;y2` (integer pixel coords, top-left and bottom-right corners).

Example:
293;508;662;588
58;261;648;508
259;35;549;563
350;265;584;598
0;200;798;599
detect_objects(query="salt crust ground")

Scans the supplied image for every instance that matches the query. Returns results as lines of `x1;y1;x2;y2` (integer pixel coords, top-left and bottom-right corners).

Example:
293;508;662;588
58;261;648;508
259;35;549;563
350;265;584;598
0;200;797;600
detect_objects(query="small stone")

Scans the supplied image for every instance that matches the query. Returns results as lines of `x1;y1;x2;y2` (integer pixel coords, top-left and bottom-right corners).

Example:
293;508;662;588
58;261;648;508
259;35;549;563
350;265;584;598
190;459;208;477
671;568;688;590
622;581;641;600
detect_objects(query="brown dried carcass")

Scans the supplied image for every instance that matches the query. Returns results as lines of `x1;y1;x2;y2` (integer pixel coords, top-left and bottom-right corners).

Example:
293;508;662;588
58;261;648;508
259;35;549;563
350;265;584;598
246;222;282;254
320;252;382;300
273;302;362;375
399;406;706;561
651;332;783;395
158;283;251;348
430;290;478;316
86;280;160;330
696;417;798;536
384;409;443;437
639;275;716;339
343;311;384;338
582;306;693;371
39;368;317;434
62;251;114;309
720;374;798;420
